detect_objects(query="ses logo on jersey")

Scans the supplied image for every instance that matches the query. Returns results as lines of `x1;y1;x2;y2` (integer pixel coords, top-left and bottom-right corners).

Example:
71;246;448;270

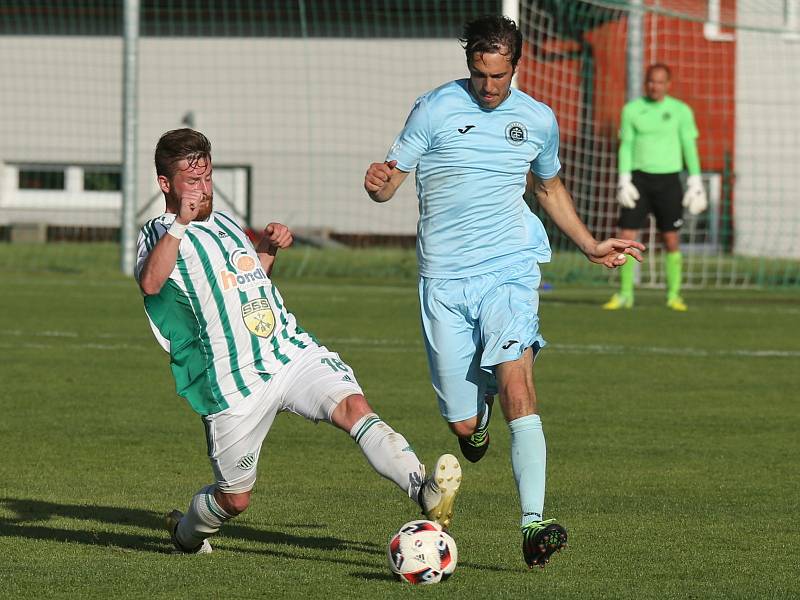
219;249;268;292
242;298;276;338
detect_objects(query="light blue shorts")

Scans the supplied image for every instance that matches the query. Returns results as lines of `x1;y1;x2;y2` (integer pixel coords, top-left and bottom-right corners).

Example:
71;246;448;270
418;261;546;423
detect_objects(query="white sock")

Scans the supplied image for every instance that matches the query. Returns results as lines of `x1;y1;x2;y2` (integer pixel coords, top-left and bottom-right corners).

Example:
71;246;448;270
175;484;233;550
350;413;425;501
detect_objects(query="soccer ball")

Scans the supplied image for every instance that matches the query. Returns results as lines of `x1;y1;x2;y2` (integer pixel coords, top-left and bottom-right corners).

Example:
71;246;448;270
386;519;458;584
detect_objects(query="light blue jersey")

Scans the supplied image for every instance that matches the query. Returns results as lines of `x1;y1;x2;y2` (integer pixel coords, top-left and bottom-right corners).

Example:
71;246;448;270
387;79;559;278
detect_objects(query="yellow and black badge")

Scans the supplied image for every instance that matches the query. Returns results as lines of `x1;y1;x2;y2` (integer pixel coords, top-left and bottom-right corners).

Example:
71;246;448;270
241;298;276;338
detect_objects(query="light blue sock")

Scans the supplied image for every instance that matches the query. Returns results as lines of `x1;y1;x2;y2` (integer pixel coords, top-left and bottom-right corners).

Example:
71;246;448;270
509;414;546;528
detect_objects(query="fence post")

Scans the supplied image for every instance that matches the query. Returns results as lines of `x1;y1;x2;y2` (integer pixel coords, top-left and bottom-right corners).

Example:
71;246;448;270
120;0;140;275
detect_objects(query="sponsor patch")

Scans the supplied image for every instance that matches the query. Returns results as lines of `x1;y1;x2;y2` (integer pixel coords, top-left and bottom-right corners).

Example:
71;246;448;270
219;249;269;292
242;298;276;338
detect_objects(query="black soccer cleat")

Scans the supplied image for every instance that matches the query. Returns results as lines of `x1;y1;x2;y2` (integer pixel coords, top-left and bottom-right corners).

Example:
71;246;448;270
521;519;567;569
458;396;493;463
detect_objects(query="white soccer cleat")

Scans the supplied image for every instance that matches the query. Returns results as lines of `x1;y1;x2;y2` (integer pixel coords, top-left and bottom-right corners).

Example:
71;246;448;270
418;454;462;530
165;509;213;554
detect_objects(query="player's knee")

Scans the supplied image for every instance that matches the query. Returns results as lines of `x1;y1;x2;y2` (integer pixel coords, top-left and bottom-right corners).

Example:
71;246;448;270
331;393;372;431
341;393;371;416
215;490;251;516
449;418;478;438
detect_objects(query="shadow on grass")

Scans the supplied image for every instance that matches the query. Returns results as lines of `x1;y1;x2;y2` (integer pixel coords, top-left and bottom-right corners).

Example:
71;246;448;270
0;497;533;575
350;571;396;582
0;497;381;566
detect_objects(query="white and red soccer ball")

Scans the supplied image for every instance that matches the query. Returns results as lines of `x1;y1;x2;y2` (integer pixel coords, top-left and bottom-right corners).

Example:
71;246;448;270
386;519;458;584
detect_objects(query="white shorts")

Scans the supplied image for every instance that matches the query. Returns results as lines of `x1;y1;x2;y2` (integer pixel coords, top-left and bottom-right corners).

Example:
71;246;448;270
201;344;363;493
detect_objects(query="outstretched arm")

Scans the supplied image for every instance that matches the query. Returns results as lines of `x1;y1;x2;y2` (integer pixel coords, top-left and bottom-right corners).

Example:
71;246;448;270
531;173;646;268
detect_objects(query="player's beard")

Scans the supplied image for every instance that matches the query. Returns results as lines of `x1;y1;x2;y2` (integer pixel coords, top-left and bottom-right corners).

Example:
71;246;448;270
195;193;213;221
167;190;213;221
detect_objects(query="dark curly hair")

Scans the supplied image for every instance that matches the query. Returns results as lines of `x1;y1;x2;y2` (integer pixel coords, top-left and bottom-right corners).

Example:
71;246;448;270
460;15;523;69
154;128;212;179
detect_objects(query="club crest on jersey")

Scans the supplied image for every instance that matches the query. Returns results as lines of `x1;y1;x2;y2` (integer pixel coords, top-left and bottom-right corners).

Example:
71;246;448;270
242;298;276;338
220;248;268;292
505;121;527;146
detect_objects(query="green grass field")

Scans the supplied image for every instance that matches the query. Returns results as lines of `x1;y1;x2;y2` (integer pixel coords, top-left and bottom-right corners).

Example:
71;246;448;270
1;245;797;598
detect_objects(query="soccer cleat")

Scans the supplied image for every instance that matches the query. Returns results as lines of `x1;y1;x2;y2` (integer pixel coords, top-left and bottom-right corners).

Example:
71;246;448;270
521;519;567;569
666;296;688;311
418;454;462;530
602;293;633;310
165;509;213;554
458;395;494;463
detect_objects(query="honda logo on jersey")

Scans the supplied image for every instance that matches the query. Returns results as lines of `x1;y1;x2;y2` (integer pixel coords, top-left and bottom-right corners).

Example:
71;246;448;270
220;249;269;292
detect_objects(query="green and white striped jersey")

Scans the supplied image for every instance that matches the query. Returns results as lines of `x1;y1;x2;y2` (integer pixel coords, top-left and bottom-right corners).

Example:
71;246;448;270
135;211;315;416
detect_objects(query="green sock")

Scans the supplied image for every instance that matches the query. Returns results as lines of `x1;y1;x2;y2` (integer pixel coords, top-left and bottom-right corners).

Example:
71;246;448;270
619;257;634;299
665;251;683;300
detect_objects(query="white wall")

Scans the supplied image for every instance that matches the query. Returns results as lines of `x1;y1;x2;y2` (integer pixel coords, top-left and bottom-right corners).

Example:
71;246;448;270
734;2;800;258
4;23;798;258
0;36;467;235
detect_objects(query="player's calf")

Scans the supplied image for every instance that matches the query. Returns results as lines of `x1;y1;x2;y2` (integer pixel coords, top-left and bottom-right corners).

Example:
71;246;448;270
350;412;428;501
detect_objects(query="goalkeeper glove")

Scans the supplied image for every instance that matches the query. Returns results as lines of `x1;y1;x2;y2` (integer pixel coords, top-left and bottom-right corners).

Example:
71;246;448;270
616;173;639;209
683;174;708;215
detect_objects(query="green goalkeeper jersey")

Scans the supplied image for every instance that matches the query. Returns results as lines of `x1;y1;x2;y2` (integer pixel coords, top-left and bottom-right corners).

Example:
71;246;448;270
618;95;700;175
135;211;315;416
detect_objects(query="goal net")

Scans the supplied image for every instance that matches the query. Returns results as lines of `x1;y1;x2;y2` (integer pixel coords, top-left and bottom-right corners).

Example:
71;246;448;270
517;0;800;287
0;1;798;287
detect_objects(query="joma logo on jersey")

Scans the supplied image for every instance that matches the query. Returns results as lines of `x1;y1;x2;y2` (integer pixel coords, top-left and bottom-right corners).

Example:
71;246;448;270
242;298;276;338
